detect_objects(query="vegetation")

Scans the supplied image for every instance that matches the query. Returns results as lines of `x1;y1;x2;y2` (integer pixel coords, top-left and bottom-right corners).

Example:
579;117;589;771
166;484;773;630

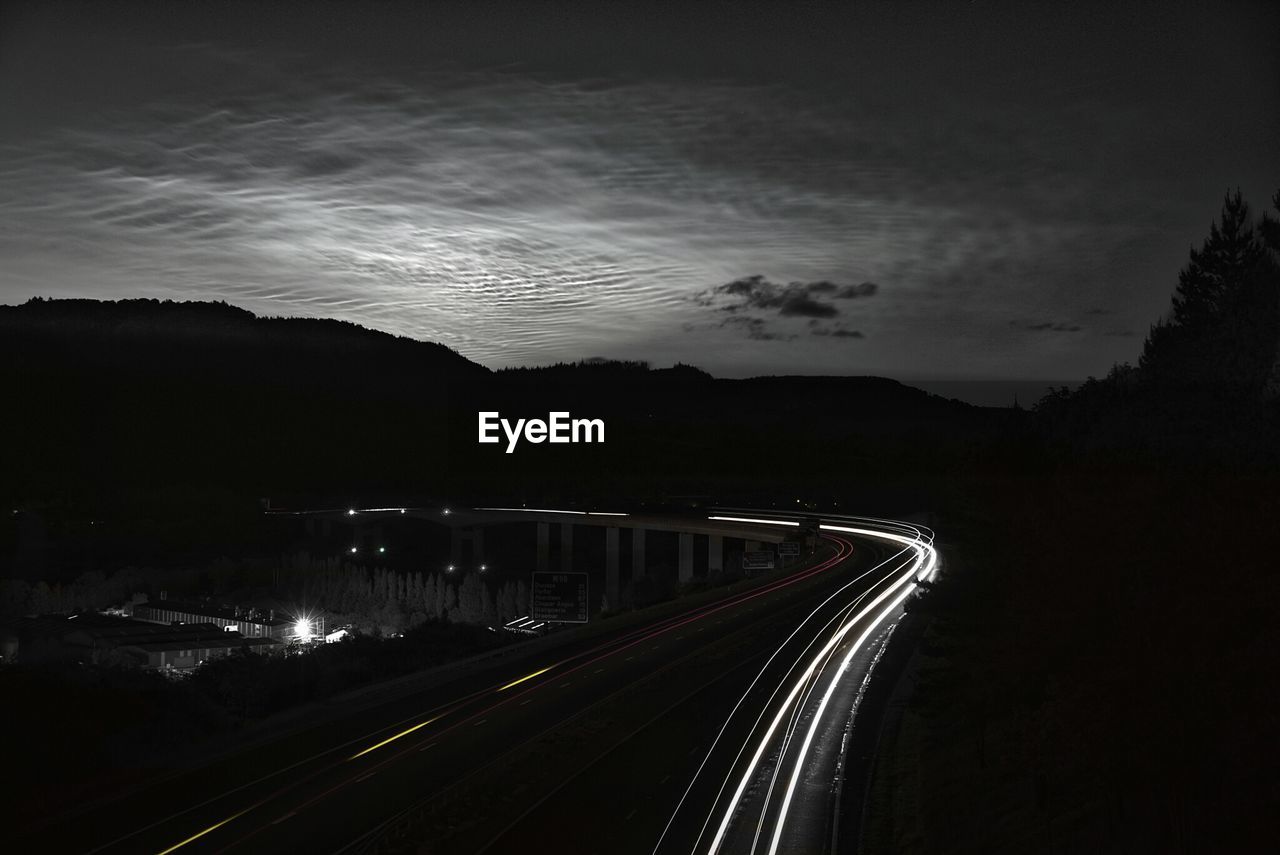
889;189;1280;854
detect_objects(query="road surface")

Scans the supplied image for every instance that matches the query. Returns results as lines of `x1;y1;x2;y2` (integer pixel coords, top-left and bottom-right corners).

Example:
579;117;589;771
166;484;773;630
15;513;936;855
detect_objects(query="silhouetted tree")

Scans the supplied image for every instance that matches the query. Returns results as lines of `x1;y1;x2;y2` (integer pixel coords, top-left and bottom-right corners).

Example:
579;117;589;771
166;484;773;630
1140;189;1279;396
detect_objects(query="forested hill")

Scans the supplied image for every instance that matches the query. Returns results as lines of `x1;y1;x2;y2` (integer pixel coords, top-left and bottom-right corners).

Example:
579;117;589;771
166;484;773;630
0;298;1009;514
2;297;488;388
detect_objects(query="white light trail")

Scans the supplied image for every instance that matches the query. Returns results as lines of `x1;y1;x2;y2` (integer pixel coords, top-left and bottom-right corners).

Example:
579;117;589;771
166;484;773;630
700;520;935;855
475;507;588;515
706;516;801;527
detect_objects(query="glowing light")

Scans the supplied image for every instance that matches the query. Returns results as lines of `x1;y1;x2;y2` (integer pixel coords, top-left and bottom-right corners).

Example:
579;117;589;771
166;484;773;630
155;807;252;855
499;666;554;691
347;508;356;516
700;521;934;854
349;715;441;760
707;515;800;527
476;506;588;515
350;546;358;554
378;546;386;554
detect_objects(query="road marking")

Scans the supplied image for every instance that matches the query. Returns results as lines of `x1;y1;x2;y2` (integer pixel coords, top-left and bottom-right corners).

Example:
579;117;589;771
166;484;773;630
519;699;532;706
473;719;487;727
625;655;635;661
594;668;604;674
271;812;296;825
659;774;671;784
625;809;638;821
419;743;436;752
357;771;378;782
559;682;572;688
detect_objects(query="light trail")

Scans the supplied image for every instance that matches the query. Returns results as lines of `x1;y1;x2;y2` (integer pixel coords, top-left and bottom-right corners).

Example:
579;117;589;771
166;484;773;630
765;578;919;855
138;513;858;855
476;506;588;514
153;807;253;855
653;514;937;855
706;515;800;527
348;715;442;760
498;666;555;691
654;535;903;855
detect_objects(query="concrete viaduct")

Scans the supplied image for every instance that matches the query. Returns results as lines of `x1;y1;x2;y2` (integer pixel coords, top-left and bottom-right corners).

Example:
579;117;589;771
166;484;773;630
276;504;798;609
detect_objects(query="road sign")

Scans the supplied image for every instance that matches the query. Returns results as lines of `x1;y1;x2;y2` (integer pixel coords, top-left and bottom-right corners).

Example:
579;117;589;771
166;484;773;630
777;541;801;557
531;571;589;623
742;550;776;571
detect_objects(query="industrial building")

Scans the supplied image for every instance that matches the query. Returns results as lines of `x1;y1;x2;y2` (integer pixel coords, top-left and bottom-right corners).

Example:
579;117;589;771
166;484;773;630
5;613;279;671
131;598;296;640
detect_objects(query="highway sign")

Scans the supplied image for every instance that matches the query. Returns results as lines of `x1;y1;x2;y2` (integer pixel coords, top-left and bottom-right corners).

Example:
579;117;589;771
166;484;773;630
742;550;776;571
531;571;589;623
777;541;801;557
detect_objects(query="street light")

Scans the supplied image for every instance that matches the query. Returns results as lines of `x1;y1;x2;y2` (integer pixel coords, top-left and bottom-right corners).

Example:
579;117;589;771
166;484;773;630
479;563;488;572
378;546;386;554
350;546;358;554
447;564;456;572
347;508;356;516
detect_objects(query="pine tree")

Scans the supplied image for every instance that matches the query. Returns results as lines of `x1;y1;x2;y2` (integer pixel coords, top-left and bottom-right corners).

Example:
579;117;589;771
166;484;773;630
1167;189;1262;328
1140;188;1278;395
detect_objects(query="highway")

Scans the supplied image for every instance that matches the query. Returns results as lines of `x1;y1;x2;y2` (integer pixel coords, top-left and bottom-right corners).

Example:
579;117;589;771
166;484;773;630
17;513;935;855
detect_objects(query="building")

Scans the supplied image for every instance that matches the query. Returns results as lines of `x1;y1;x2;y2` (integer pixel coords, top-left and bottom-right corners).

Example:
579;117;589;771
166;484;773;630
6;613;279;671
131;599;296;641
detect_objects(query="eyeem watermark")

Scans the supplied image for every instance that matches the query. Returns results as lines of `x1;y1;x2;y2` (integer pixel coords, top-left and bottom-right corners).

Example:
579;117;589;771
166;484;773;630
478;411;605;453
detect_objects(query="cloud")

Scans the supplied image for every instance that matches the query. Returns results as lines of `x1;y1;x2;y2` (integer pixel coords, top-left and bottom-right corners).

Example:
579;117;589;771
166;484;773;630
700;274;877;320
721;314;795;341
1010;320;1083;333
811;326;864;338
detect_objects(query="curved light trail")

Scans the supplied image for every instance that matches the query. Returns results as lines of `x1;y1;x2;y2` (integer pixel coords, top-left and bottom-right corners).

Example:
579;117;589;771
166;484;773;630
656;512;938;855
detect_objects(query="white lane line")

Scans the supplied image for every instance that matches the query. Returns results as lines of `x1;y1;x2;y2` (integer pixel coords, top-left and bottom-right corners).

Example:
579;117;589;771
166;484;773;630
271;812;296;825
419;743;436;752
473;719;487;727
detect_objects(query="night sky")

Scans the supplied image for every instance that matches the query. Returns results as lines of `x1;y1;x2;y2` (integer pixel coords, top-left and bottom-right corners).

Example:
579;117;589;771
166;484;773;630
2;1;1277;398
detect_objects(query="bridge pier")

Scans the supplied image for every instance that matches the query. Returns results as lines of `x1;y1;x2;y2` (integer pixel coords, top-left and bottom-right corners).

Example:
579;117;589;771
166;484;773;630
536;522;549;573
678;532;694;583
560;523;574;571
708;534;723;575
605;527;620;609
450;527;485;569
631;526;646;582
